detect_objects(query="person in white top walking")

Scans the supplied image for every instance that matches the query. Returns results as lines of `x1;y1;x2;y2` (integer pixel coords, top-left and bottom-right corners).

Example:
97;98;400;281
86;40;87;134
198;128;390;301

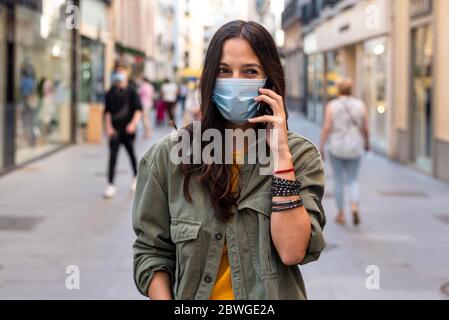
182;80;201;126
320;79;370;226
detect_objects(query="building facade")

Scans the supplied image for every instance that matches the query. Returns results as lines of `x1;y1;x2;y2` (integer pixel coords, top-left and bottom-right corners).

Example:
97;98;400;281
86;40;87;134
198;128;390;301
282;0;449;182
152;0;176;81
282;0;305;114
393;0;449;182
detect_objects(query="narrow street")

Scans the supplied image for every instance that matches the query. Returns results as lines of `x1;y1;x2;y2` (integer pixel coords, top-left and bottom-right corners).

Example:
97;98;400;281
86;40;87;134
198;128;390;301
0;111;448;300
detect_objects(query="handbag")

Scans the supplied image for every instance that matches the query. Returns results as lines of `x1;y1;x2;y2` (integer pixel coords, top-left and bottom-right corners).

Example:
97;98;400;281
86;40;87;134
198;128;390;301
341;99;370;152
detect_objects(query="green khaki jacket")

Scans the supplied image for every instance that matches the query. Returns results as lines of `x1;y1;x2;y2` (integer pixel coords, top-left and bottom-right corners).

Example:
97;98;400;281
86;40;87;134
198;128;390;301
132;131;326;300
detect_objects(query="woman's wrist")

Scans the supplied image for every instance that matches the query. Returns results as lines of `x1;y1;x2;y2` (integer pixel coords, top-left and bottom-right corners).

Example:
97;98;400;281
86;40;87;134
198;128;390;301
275;149;293;172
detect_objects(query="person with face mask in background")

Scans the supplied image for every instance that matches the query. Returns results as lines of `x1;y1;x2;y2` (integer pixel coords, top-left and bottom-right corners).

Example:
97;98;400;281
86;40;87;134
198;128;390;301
103;62;142;199
132;21;326;300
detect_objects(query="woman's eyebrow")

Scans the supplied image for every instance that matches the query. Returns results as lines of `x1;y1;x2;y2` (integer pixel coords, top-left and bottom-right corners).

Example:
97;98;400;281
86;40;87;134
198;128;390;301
219;62;262;68
241;63;262;68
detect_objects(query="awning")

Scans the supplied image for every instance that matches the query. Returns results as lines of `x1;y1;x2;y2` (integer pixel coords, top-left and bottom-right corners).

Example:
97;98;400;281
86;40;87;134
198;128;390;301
179;68;202;79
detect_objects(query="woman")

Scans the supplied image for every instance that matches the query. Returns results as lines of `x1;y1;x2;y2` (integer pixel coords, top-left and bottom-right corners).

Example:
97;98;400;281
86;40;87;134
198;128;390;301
133;20;326;300
182;80;201;126
137;76;155;139
320;79;370;226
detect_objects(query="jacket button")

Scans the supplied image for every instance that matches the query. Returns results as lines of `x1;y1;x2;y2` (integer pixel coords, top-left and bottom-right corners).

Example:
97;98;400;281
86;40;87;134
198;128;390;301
215;233;222;240
204;275;212;283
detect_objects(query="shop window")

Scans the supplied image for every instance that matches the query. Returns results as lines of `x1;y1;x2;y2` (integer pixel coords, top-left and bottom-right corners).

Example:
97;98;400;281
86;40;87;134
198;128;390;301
411;24;434;173
363;37;389;153
15;2;72;164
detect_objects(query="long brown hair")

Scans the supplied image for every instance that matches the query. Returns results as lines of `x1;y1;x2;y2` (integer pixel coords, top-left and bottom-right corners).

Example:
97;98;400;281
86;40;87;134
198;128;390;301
180;20;286;221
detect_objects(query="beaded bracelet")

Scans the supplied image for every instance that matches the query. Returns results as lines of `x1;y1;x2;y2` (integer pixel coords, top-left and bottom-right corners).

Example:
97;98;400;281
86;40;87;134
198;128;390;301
271;186;301;197
272;176;302;188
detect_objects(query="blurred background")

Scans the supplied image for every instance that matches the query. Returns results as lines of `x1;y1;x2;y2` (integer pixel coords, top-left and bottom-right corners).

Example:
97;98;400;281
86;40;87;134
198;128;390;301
0;0;448;300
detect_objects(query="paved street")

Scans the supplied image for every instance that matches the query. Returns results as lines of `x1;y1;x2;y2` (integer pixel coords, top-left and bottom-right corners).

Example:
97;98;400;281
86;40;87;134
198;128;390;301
0;110;448;300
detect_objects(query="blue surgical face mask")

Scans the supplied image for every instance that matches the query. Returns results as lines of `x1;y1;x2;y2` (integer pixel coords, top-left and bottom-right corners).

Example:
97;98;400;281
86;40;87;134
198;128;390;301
212;78;267;124
112;72;126;83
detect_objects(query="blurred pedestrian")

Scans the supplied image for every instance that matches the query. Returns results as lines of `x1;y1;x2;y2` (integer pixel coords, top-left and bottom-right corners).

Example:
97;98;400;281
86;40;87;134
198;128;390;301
103;61;142;199
155;95;166;127
137;76;155;139
177;82;188;114
19;59;38;147
320;79;370;226
183;80;201;126
160;78;178;127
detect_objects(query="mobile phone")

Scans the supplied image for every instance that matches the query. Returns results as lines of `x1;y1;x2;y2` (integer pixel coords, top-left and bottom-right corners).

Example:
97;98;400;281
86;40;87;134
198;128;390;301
257;79;274;116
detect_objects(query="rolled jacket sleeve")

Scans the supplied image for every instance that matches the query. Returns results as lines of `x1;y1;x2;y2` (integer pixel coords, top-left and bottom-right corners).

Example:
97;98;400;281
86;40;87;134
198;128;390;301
132;153;175;297
290;136;327;266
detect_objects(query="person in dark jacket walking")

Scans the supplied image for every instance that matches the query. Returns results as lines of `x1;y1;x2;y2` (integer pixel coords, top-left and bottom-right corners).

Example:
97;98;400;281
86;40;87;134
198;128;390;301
103;62;142;199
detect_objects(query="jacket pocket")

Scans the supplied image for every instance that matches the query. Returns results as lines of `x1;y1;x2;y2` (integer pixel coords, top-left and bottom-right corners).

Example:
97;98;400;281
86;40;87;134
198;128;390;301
241;205;280;280
170;218;202;299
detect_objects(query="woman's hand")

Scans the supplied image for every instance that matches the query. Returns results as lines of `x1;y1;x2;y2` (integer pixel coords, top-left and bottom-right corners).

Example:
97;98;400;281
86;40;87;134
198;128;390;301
248;88;290;155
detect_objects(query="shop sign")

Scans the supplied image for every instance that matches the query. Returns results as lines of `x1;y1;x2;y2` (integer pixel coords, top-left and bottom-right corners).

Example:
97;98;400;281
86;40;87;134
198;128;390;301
410;0;433;19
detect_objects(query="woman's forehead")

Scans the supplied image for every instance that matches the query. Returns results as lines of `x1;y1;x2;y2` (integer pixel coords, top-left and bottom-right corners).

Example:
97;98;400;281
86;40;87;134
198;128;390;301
220;38;260;66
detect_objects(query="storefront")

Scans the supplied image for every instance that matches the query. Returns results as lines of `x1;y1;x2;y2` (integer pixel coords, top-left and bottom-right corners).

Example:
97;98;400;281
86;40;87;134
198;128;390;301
14;1;72;164
411;24;433;173
0;0;75;173
362;37;389;152
81;37;105;105
392;0;449;182
77;0;112;142
78;35;105;135
407;0;434;174
305;53;326;124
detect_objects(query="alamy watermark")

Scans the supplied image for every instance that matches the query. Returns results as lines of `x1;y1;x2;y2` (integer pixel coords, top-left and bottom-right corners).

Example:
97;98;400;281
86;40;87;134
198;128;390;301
365;265;381;290
169;122;280;175
65;265;80;290
65;4;80;30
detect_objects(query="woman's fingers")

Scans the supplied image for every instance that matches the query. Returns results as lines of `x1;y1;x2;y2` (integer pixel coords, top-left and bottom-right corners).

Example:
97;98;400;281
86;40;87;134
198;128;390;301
258;88;282;103
255;88;284;114
254;95;281;114
248;114;275;124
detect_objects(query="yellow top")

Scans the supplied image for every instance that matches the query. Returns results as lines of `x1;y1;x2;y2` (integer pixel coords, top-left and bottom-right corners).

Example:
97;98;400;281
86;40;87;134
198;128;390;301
209;151;243;300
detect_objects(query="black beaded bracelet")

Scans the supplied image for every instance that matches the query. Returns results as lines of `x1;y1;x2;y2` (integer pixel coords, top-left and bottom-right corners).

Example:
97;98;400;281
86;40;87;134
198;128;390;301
271;186;300;197
272;176;302;188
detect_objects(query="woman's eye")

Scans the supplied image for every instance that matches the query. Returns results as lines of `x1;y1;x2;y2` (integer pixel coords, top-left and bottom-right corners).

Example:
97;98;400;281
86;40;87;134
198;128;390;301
218;68;230;74
244;69;258;75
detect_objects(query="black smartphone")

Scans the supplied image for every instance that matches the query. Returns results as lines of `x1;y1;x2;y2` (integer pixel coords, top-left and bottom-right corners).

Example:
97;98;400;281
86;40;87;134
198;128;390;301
257;78;274;116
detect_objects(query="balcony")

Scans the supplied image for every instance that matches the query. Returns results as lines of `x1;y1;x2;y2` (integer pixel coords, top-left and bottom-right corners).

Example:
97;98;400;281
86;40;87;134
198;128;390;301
300;0;343;26
282;0;301;30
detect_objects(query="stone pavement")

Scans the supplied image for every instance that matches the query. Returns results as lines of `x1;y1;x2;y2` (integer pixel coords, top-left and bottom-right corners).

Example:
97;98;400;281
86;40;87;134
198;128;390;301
0;110;448;300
